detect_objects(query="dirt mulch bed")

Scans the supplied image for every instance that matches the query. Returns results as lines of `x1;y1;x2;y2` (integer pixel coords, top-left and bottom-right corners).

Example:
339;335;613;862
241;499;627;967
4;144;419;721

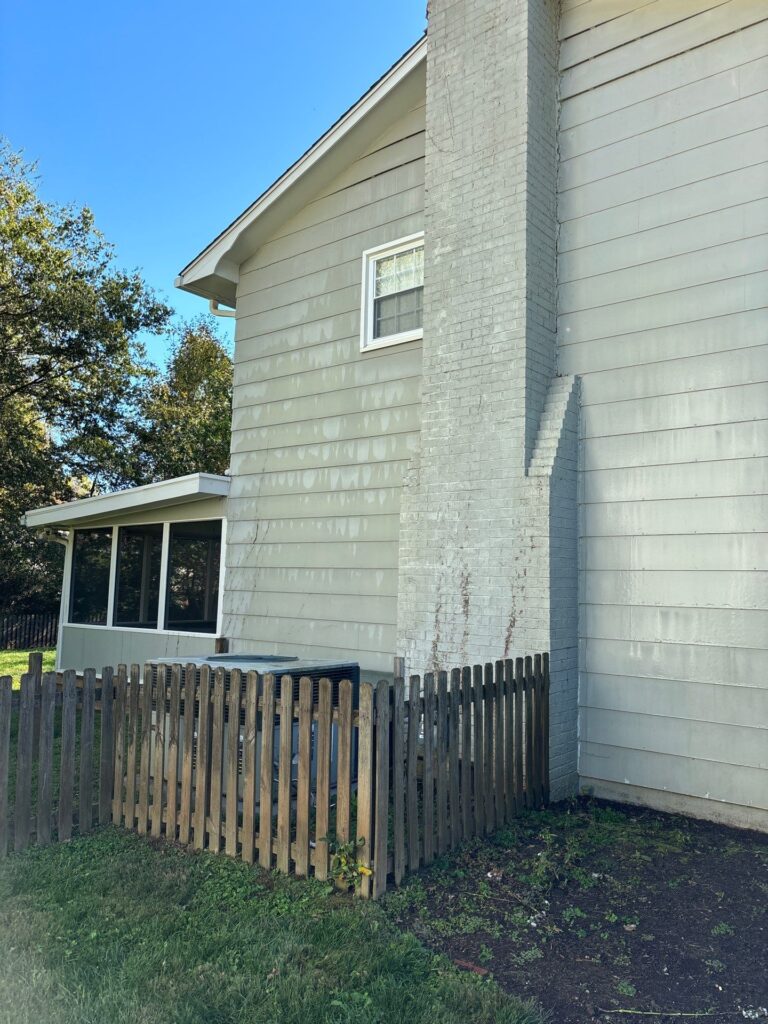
381;798;768;1023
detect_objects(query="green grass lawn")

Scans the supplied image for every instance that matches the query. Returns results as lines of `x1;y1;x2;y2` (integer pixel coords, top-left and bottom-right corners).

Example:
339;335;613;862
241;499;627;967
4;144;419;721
0;829;545;1024
0;648;55;686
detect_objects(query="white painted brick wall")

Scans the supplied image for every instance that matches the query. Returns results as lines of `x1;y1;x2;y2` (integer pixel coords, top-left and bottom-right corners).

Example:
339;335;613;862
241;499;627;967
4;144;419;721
397;0;579;798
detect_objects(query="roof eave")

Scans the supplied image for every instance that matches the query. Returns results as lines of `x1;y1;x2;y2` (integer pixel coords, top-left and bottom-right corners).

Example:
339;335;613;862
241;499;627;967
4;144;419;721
23;473;231;530
176;36;427;307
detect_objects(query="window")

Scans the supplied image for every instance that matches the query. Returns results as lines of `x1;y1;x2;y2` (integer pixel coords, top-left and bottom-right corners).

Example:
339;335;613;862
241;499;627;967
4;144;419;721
113;524;163;629
69;528;112;625
165;520;222;634
66;518;224;634
361;233;424;350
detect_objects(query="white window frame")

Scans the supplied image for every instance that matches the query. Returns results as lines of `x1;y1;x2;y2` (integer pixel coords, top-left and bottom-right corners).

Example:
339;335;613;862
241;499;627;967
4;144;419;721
360;232;424;352
63;515;226;637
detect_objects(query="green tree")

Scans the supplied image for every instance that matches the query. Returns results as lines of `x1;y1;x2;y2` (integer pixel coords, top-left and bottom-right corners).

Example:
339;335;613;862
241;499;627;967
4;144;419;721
0;141;171;611
130;319;233;483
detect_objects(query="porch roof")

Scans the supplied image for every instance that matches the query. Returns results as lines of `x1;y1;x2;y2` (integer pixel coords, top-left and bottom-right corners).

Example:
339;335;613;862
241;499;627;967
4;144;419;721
23;473;230;530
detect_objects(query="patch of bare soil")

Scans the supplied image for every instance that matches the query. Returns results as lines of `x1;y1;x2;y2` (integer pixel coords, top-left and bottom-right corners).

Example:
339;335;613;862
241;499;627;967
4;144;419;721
381;799;768;1023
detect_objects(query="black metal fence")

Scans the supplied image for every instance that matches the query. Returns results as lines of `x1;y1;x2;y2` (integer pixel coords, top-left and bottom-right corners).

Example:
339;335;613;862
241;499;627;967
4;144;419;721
0;613;59;651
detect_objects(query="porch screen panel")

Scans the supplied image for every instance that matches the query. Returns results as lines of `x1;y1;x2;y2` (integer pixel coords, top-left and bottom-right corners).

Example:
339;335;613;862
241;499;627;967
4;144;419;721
165;520;222;633
114;524;163;628
69;528;112;625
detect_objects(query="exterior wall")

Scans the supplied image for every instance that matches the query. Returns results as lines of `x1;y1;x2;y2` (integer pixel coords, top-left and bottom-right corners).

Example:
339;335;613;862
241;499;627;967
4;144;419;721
397;0;580;798
59;626;217;673
224;96;426;674
558;3;768;827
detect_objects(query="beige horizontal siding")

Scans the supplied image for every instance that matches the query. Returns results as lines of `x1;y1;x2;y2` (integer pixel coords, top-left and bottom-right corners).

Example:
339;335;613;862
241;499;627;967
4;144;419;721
224;99;424;671
560;6;768;816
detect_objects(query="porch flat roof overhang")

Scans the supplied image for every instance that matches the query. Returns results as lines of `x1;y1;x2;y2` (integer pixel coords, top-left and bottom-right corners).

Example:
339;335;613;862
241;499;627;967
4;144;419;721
23;473;230;530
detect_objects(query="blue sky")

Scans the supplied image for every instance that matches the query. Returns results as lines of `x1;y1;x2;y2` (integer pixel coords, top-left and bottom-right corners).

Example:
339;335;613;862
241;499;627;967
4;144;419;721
1;1;426;363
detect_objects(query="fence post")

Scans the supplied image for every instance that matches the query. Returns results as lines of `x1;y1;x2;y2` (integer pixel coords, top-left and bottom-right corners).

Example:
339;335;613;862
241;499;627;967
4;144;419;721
356;681;374;898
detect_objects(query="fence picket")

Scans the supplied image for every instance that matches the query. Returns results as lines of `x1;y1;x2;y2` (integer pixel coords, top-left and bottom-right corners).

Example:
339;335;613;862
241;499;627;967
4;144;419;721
124;665;140;829
483;662;495;834
448;668;461;847
336;679;353;845
241;671;258;865
542;653;551;806
356;682;374;899
314;678;332;881
37;672;56;846
79;668;96;833
514;658;524;812
209;668;226;852
406;675;420;873
295;677;312;876
532;654;542;808
58;670;77;842
178;664;196;844
472;665;484;835
524;655;534;808
112;666;127;825
392;675;406;885
99;666;114;825
436;671;448;856
137;665;152;835
0;677;11;857
423;672;435;866
276;676;294;874
494;661;505;825
258;674;276;868
166;665;181;841
193;665;212;850
13;673;34;851
225;669;242;858
151;667;167;838
504;659;516;819
461;666;473;838
373;679;390;899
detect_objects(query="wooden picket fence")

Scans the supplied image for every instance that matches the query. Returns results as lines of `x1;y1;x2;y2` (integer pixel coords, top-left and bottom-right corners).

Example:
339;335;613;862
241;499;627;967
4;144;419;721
0;652;550;897
0;612;59;650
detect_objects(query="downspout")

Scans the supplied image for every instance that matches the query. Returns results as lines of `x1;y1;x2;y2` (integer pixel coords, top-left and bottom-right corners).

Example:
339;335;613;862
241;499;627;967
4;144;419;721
209;299;236;318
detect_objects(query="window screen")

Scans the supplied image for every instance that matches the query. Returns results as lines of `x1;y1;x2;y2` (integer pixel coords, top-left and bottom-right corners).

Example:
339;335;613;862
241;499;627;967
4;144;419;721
113;524;163;628
69;528;112;625
165;520;222;633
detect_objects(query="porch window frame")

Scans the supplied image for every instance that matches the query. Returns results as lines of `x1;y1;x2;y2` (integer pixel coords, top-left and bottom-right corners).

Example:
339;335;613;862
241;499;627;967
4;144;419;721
62;515;226;638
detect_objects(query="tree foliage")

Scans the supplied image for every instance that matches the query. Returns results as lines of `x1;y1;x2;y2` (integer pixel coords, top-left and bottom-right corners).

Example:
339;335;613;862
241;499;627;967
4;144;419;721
130;320;232;484
0;142;232;612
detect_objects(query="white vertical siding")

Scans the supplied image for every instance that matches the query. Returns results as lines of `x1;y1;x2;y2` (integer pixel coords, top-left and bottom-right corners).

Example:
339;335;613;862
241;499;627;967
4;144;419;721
224;101;425;673
558;3;768;824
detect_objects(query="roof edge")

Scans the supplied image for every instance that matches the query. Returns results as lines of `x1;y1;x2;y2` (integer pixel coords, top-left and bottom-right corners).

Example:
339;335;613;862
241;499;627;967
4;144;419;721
24;473;231;529
176;35;427;305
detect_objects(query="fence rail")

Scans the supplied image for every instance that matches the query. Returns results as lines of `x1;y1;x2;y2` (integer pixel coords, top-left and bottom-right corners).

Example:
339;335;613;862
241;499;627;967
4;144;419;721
0;613;59;651
0;652;550;896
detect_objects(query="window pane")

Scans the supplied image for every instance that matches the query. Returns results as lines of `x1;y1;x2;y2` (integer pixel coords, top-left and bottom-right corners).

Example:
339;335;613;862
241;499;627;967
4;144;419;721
166;520;222;633
114;524;163;628
70;528;112;625
373;286;423;339
374;244;423;298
